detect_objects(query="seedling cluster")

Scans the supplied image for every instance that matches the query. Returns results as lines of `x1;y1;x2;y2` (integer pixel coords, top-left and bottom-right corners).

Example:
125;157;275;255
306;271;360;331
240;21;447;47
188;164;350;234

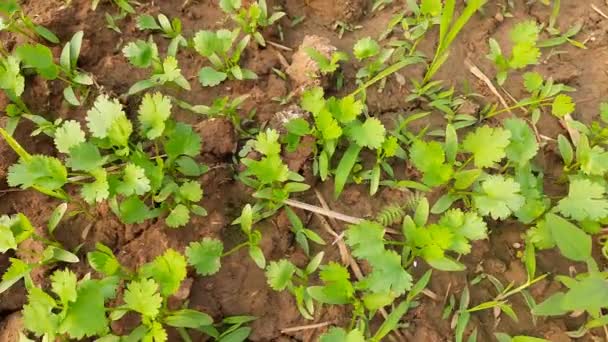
0;0;605;341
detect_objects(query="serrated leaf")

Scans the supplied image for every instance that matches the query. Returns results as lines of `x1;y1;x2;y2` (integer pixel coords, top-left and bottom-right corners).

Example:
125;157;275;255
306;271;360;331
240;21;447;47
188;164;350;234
473;175;524;220
54;120;85;154
186;238;223;276
552;94;575;117
138;92;172;139
86;94;125;138
504;118;538;165
8;155;67;190
463;126;511;168
166;204;190;228
557;178;608;221
124;278;162;318
347;118;386;149
139;249;187;297
122;40;158;68
353;37;380;60
265;259;296;291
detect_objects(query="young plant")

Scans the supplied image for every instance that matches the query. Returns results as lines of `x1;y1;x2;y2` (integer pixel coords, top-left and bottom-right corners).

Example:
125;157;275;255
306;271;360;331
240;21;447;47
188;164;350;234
284;87;388;198
1;31;93;106
193;29;257;87
265;252;324;319
18;238;253;341
136;13;188;56
219;0;286;46
305;48;349;77
353;37;395;87
482;72;575;123
0;0;59;43
401;198;488;271
487;21;542;85
230;204;268;269
239;129;310;216
123;39;190;95
1;93;208;228
284;207;325;256
0;204;79;294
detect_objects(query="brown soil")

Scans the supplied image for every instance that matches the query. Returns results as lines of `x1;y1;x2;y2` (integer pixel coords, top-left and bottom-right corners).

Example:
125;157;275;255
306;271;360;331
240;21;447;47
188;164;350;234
2;0;608;341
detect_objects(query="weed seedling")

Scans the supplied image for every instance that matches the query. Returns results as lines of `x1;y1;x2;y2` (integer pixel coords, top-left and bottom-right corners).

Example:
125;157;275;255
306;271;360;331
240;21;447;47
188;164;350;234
219;0;286;46
123;39;191;94
0;0;59;43
136;13;188;56
193;29;257;87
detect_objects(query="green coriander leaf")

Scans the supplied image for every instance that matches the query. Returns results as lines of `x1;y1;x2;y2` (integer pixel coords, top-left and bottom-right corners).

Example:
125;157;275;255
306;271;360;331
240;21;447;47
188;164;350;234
179;181;203;202
119;196;159;224
552;94;575;117
58;278;118;339
557;178;608;221
138;92;172;139
67;142;106;172
139;249;187;297
186;238;223;276
363;250;412;295
242;154;289;184
409;140;453;186
334;95;364;124
16;44;58;79
315;109;342;141
0;224;17;253
347;118;386;149
0;56;25;97
254;129;281;156
504;118;538;165
86;94;125;139
509;43;540;69
523;72;544;93
345;221;385;259
107;113;133;148
463;126;511;168
146;322;167;342
266;259;296;291
526;219;555;250
166;204;190;228
8;155;67;190
301;87;325;115
124;279;162;318
122;40;158;68
473;175;524;220
308;262;354;304
81;168;109;203
510;21;540;45
165;123;202;159
353;37;380;60
23;287;59;338
50;269;77;304
116;164;151;196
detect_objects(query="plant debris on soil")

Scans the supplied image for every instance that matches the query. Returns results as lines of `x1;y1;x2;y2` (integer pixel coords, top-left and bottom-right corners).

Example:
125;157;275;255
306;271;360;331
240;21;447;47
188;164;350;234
2;0;608;341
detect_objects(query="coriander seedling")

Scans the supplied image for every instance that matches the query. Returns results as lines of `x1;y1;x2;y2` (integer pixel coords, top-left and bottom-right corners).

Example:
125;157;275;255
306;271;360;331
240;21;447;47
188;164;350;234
487;21;541;85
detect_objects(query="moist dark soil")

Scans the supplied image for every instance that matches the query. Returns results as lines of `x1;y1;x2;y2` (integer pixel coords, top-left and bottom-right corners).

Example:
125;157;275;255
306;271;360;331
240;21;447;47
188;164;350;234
1;0;608;341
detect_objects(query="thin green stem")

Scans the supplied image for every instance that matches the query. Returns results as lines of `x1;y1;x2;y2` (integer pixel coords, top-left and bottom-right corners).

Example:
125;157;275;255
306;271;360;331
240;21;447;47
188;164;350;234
222;241;249;257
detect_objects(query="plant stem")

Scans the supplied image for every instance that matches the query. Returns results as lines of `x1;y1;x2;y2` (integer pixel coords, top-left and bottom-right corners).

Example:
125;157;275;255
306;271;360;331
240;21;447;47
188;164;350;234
222;241;249;257
485;98;553;119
